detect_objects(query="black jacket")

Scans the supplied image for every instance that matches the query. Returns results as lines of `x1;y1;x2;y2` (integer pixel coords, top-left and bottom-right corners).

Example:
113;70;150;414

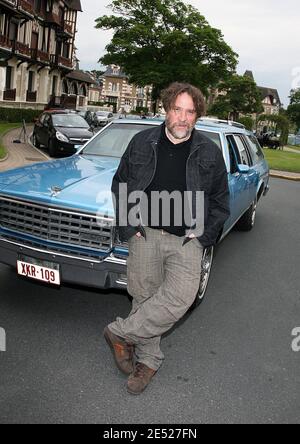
112;124;230;248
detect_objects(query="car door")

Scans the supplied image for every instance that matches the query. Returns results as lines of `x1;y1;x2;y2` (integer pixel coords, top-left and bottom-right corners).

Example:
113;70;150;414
226;134;252;221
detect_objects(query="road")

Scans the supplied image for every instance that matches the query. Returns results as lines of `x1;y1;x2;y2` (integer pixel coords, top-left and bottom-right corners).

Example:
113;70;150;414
0;178;299;424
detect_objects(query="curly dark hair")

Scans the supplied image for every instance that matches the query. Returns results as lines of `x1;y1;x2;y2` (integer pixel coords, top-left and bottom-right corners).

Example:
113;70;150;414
161;82;206;118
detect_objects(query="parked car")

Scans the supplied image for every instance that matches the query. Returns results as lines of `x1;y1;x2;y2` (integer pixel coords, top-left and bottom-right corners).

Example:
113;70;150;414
0;119;269;306
32;110;94;157
95;111;114;127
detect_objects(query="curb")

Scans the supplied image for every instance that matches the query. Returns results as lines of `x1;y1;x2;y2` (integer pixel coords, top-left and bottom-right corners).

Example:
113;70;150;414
270;172;300;182
27;132;50;161
0;153;9;163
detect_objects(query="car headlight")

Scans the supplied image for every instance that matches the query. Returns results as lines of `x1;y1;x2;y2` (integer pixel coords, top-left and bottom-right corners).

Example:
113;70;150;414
55;131;69;143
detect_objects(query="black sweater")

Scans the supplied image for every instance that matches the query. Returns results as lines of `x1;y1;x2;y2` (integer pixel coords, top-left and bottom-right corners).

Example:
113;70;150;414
144;126;193;237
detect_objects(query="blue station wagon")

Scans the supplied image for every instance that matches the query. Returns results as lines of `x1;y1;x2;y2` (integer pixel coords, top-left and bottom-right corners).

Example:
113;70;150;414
0;118;269;306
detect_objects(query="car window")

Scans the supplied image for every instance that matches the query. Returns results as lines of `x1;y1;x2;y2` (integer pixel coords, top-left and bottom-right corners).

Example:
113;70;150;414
245;135;265;164
52;114;89;128
43;114;51;126
197;130;222;150
226;135;240;173
82;123;154;157
233;135;251;166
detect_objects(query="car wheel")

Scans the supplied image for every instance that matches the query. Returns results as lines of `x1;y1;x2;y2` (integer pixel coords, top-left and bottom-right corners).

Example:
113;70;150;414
48;139;57;157
190;246;214;310
236;199;257;232
32;132;40;148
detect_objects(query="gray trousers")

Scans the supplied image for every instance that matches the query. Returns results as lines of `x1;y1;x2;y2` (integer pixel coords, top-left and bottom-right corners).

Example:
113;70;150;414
109;227;203;371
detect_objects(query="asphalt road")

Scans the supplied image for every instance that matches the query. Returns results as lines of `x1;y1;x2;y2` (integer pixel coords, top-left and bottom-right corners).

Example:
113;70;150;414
0;178;299;424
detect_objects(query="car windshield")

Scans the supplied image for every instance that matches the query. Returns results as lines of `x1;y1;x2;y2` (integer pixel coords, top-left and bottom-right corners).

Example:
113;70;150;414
52;114;89;128
82;123;154;157
97;112;109;116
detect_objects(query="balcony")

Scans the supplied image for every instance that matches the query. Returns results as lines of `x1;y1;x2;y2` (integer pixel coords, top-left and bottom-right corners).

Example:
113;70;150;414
26;90;37;102
3;89;16;101
12;40;31;57
0;34;13;51
30;48;50;64
17;0;34;18
50;54;73;69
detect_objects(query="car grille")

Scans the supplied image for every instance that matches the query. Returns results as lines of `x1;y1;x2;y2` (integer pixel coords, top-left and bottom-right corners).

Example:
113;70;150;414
0;197;114;253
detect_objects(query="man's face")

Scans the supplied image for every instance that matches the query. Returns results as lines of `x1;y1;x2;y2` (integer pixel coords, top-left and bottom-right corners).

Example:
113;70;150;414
165;92;197;141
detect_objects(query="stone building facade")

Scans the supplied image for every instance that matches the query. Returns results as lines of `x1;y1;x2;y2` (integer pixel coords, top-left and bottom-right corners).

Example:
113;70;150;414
101;65;153;113
0;0;86;110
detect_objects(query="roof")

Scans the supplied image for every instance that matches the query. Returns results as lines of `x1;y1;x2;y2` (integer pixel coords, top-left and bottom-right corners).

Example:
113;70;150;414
66;70;95;84
259;86;281;105
244;70;255;81
64;0;82;11
102;66;127;79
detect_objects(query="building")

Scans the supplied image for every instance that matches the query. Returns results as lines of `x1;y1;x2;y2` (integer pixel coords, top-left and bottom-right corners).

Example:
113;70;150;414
0;0;88;110
101;65;153;113
244;70;281;115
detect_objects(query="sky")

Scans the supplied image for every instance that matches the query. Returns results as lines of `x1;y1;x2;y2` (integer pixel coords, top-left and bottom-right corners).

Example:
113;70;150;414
76;0;300;107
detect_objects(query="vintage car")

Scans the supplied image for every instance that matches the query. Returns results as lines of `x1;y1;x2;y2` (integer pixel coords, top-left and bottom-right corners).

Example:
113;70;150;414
0;118;269;306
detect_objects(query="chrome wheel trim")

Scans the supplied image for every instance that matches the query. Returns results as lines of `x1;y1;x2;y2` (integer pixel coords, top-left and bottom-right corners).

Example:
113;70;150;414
198;246;214;301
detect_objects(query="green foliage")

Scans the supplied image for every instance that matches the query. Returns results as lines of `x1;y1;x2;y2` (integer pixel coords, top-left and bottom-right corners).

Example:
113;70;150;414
237;116;254;131
287;89;300;132
289;88;300;105
135;106;149;114
0;123;21;159
0;107;41;123
209;75;263;120
95;0;238;108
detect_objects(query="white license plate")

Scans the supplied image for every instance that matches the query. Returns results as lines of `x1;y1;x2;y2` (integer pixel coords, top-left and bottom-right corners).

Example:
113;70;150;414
17;260;60;286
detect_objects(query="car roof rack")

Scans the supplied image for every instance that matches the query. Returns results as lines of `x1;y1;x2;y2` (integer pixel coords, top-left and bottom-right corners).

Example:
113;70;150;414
198;117;246;129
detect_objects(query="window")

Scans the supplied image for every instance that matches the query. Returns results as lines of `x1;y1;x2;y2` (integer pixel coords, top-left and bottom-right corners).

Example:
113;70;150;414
233;135;251;166
226;135;240;174
5;67;13;90
52;76;58;95
245;135;264;164
28;71;34;92
82;123;152;158
198;130;222;150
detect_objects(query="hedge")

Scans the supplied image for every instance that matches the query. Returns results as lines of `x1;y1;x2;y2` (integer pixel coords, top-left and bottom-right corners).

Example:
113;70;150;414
0;107;41;124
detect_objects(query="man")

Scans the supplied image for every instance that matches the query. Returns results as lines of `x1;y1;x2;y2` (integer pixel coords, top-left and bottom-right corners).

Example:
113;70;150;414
104;82;230;395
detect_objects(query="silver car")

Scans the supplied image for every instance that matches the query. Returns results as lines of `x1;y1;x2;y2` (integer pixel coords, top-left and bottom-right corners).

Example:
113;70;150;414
96;111;114;127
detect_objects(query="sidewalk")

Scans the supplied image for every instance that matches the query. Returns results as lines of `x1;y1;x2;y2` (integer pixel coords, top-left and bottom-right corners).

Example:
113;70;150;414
0;126;49;172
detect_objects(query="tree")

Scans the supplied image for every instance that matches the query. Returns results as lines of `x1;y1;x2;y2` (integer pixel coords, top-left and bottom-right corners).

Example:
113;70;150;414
95;0;238;111
287;88;300;132
209;74;263;121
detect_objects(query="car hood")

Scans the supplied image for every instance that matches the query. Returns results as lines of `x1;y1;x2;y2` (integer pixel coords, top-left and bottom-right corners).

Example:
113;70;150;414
55;127;94;139
0;155;120;216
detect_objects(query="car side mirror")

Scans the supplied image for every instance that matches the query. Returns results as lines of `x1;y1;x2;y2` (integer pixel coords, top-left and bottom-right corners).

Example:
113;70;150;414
237;164;250;174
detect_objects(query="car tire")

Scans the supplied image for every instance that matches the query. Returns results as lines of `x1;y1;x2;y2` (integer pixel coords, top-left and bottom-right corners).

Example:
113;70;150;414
48;139;57;157
32;132;40;148
189;246;214;311
235;199;257;232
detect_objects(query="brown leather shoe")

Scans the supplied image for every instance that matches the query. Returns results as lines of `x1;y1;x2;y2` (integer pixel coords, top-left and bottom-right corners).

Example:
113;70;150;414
127;362;156;395
103;326;134;375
